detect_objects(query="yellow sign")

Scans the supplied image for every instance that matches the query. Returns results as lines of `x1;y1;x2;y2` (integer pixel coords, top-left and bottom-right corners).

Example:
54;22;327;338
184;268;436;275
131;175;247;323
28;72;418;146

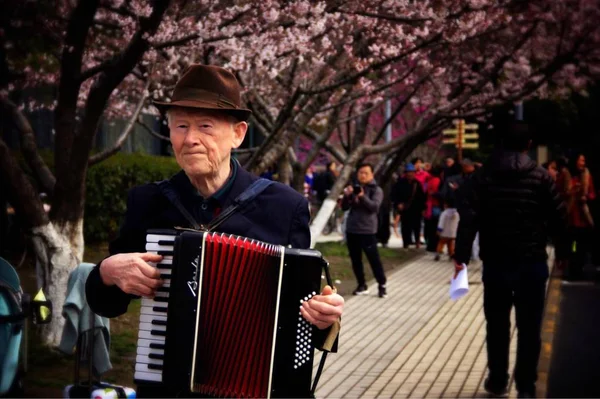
34;288;51;322
442;129;459;135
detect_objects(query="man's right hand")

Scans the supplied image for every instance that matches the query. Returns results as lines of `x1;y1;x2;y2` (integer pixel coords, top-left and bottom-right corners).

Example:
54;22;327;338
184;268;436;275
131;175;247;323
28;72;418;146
343;185;354;196
99;253;163;298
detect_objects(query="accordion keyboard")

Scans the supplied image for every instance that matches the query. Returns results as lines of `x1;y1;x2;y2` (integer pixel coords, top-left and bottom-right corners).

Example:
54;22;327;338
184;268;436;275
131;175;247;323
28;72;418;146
134;231;177;383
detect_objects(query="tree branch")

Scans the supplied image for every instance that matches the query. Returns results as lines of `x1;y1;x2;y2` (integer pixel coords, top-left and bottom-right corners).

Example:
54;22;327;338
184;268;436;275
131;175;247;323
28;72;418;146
0;96;56;194
137;119;169;141
88;83;150;165
299;33;443;95
0;137;48;228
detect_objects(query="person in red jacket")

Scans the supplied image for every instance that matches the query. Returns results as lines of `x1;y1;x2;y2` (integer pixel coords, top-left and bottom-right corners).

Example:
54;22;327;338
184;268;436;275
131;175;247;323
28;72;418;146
424;167;442;252
567;153;596;279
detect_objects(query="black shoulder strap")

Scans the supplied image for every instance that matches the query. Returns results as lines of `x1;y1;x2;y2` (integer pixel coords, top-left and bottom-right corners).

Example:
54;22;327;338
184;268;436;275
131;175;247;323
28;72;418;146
155;180;202;230
154;178;274;232
207;178;274;232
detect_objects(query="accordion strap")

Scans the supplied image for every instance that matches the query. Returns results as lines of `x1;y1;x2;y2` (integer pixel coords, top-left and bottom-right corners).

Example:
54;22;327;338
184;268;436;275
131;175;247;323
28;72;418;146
155;178;274;232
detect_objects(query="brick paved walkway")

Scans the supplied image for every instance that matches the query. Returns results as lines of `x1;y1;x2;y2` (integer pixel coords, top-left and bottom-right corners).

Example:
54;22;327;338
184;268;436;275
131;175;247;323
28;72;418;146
313;254;522;398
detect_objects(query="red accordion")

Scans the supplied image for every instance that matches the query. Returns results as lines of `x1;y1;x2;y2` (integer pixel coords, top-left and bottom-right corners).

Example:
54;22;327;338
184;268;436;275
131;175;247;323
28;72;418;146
134;230;330;398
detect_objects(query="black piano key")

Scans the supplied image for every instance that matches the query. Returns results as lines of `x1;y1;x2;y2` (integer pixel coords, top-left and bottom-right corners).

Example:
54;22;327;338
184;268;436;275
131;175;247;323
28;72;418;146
152;306;168;313
159;274;170;279
154;296;169;303
157;286;170;293
152;319;168;326
149;353;165;360
157;240;174;245
149;343;165;350
157;250;173;256
157;263;172;270
148;364;164;370
151;329;167;336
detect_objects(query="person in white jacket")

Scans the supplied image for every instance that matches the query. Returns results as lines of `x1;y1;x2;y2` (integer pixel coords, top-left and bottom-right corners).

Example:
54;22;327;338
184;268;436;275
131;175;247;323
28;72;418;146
435;201;460;261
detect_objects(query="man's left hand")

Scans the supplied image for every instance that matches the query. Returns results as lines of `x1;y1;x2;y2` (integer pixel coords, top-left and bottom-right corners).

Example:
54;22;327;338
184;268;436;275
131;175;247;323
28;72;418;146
357;187;364;197
301;285;344;330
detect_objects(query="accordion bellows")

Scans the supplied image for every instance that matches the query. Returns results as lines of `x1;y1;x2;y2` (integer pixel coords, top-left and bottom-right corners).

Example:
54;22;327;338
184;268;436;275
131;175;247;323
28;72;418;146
135;230;327;398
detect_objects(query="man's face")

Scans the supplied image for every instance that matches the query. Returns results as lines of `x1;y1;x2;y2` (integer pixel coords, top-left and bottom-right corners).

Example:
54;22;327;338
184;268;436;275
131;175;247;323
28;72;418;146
577;155;586;171
357;166;374;185
462;164;475;174
168;108;247;178
445;158;454;168
414;160;423;170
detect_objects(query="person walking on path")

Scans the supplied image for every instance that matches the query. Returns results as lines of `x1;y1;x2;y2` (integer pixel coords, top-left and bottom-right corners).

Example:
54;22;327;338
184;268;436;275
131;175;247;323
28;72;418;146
424;167;443;252
453;122;568;398
566;153;595;280
342;163;388;298
392;163;426;249
435;200;459;261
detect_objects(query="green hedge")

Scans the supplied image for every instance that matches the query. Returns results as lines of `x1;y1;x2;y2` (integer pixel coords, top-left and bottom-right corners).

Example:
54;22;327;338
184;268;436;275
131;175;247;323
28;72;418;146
85;153;180;242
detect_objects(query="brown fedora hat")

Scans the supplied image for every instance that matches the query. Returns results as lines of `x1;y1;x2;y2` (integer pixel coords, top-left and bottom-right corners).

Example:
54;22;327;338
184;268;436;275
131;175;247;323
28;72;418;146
153;64;252;121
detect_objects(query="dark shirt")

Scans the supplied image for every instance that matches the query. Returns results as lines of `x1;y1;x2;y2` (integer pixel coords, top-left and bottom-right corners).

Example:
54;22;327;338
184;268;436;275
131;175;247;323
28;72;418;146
454;151;568;267
391;178;426;214
86;163;311;318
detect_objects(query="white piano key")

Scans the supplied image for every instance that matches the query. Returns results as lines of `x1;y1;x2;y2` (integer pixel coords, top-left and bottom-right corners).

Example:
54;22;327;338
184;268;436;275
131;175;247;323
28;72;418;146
145;243;174;252
139;322;166;332
139;306;168;317
138;330;166;341
136;354;164;365
141;298;169;309
136;338;165;349
146;234;177;243
139;314;167;324
134;371;163;383
135;363;163;374
147;258;173;269
137;346;164;356
154;290;169;298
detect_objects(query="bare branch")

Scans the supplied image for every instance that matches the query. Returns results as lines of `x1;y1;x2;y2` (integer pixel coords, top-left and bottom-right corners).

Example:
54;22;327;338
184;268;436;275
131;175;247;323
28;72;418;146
301;126;347;164
370;74;430;144
0;96;56;194
137;119;169;141
88;82;151;165
0;137;48;228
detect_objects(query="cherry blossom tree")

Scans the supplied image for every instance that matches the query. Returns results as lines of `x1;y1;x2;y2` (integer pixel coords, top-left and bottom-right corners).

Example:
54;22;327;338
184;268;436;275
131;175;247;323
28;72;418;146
2;0;599;344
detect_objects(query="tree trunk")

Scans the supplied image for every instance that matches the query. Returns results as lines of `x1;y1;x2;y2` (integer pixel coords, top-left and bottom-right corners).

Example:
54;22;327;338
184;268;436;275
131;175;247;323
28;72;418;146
309;147;364;247
278;151;292;185
30;220;82;347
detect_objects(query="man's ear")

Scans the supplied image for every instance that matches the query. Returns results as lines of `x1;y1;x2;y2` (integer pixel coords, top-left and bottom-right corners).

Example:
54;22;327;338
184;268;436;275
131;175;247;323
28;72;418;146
232;121;248;148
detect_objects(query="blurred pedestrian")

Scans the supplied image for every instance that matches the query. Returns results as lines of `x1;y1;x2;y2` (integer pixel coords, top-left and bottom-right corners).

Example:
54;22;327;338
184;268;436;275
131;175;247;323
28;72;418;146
566;153;595;279
314;161;339;204
454;121;568;398
440;158;476;207
435;199;459;261
412;156;430;188
342;163;387;298
443;156;461;179
392;163;426;249
424;167;443;252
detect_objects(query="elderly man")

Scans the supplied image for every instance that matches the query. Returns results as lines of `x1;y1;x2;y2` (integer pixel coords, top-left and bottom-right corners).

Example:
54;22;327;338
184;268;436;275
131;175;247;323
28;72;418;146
85;65;344;395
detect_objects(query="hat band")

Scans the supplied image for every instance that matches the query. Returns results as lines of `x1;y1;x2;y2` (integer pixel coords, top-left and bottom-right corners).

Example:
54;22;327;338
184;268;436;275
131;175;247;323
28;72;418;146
173;88;239;109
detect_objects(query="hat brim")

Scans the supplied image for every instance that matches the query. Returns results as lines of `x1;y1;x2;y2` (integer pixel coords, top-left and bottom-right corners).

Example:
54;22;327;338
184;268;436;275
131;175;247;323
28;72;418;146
153;99;252;122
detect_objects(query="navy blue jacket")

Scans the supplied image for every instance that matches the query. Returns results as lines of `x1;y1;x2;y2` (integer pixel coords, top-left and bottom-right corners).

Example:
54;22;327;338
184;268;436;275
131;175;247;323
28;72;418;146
86;166;311;318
